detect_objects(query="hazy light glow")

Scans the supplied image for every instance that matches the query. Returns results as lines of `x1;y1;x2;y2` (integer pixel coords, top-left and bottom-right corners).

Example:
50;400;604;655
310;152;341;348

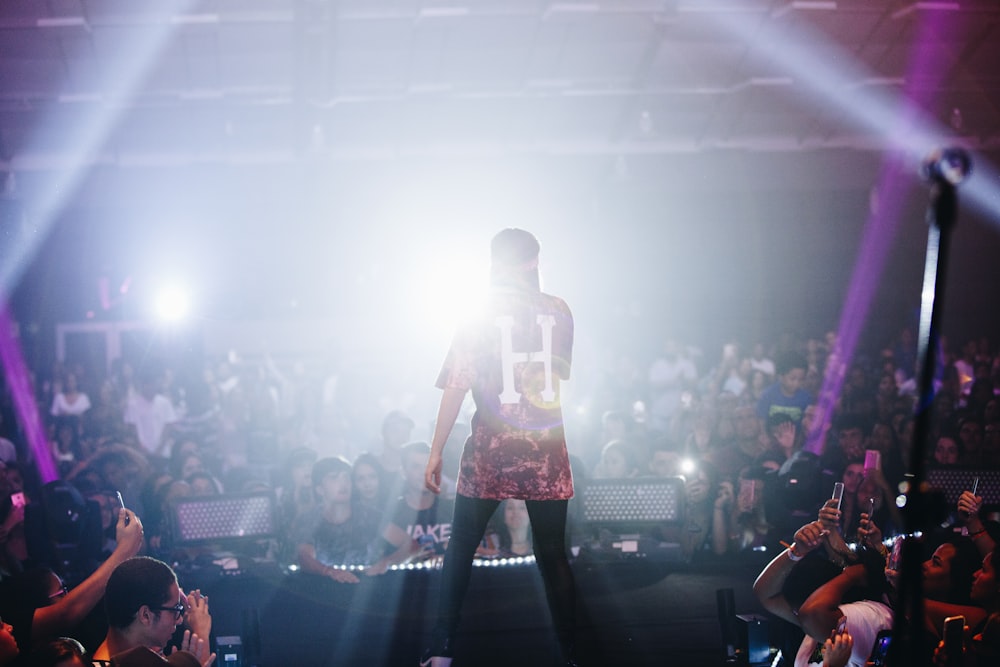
155;285;192;323
409;249;487;343
0;0;200;300
679;457;697;475
704;8;1000;224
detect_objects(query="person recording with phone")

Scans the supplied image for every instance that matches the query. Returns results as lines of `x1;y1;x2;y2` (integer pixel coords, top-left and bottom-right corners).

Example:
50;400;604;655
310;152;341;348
957;479;996;559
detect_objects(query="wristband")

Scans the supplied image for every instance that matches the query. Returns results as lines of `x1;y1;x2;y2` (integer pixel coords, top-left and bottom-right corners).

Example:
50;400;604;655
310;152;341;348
787;545;804;561
969;528;987;538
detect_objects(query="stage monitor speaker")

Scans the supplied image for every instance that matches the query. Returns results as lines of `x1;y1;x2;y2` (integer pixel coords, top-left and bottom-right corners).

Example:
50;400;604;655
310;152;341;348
169;492;277;546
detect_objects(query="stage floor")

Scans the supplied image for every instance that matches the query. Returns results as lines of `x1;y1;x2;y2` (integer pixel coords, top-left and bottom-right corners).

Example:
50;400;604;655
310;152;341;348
187;553;775;667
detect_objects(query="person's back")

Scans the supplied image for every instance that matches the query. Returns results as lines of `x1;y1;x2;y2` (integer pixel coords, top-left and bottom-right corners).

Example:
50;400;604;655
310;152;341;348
449;286;574;500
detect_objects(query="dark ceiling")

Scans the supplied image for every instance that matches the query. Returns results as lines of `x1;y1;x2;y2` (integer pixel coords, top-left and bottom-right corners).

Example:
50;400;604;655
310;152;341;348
2;0;999;176
2;0;1000;353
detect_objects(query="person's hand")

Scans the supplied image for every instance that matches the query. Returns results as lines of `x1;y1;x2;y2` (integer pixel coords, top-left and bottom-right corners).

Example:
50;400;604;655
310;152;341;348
858;513;883;549
866;467;891;494
818;498;842;532
171;630;216;667
958;489;983;524
365;561;389;576
822;625;853;667
774;421;796;450
114;507;144;557
714;481;734;512
0;503;25;541
791;521;828;557
183;588;212;640
327;567;361;584
425;452;443;494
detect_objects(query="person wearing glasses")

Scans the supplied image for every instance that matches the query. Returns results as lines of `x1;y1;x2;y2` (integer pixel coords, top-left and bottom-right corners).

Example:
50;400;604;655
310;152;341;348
91;557;214;666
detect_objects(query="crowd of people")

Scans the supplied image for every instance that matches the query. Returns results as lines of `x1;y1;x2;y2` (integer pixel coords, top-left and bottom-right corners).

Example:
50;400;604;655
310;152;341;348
1;321;1000;665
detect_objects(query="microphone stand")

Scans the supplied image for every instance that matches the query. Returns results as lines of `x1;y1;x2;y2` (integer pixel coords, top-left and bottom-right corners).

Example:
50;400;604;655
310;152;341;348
891;148;970;667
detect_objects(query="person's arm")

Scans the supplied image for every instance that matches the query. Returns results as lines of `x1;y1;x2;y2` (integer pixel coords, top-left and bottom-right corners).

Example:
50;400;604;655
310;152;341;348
366;522;420;575
32;508;144;641
797;564;867;641
923;599;987;642
296;543;360;583
711;481;733;556
958;490;996;557
752;520;828;626
425;386;467;495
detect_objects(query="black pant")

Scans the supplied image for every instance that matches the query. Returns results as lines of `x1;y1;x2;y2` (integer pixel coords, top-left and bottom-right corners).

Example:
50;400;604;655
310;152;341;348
433;494;576;655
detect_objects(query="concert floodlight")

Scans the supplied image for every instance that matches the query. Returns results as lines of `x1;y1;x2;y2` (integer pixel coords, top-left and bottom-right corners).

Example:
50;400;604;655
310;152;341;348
169;493;277;546
576;477;684;526
154;285;190;322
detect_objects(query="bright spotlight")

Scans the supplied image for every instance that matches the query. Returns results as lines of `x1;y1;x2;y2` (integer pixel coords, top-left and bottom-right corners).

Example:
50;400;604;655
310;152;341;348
411;252;486;342
679;458;697;475
155;286;190;323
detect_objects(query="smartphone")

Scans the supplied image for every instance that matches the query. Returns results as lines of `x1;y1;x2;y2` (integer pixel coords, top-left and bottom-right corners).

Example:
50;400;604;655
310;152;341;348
864;449;881;472
10;492;25;508
116;490;129;526
832;482;845;511
943;615;964;667
867;629;892;667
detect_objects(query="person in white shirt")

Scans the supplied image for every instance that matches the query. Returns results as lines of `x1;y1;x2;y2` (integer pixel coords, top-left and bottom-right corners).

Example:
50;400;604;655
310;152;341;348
124;371;177;459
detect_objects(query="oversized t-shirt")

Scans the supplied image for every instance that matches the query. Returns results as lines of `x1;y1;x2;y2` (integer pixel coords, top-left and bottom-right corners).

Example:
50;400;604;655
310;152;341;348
289;504;382;566
386;495;455;556
436;286;574;501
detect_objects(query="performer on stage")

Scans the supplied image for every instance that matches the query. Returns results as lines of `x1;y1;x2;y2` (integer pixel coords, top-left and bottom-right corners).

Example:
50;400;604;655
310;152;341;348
421;228;578;667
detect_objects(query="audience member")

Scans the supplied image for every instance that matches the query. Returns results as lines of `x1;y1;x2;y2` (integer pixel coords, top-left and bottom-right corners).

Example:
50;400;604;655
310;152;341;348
351;453;388;516
0;507;142;655
26;636;88;667
756;350;811;426
647;339;698;435
91;557;213;666
123;371;177;463
495;499;533;558
593;440;640;479
289;457;380;583
50;373;90;419
369;442;453;574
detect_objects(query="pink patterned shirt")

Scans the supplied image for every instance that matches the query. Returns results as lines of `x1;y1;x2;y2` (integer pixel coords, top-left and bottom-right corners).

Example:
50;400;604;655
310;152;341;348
436;286;574;500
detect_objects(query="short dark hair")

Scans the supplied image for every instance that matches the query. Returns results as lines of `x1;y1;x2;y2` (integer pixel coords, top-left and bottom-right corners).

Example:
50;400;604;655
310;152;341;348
31;637;87;667
311;456;352;489
775;350;807;377
104;557;177;629
400;441;431;460
490;228;539;266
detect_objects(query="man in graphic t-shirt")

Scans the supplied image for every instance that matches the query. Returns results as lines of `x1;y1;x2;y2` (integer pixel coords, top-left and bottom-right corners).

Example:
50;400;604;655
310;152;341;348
369;442;453;573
